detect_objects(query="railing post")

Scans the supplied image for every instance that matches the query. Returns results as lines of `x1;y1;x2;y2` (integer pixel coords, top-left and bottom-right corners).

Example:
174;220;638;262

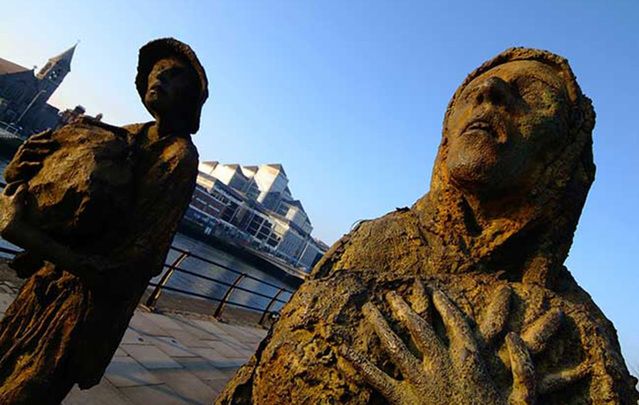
145;250;190;310
259;287;286;326
214;273;246;318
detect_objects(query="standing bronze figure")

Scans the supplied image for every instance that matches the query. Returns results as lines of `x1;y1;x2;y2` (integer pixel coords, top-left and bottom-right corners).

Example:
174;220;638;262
217;48;638;404
0;38;208;404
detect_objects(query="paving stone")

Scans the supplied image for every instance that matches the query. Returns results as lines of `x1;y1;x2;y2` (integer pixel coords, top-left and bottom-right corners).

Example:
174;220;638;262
192;347;228;363
221;338;254;353
190;319;232;339
0;292;14;312
0;281;276;404
202;370;238;395
208;359;245;370
175;357;229;381
252;328;268;339
119;384;185;405
121;344;183;369
166;328;211;349
205;340;247;359
152;335;199;358
204;377;232;396
104;356;162;387
114;347;129;357
143;312;186;331
128;312;171;337
179;321;221;340
216;327;262;346
0;281;18;292
63;379;134;405
229;325;266;342
121;328;151;345
150;368;217;404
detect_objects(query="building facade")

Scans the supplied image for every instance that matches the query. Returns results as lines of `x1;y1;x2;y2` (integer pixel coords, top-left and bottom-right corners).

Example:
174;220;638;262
184;162;328;272
0;45;76;137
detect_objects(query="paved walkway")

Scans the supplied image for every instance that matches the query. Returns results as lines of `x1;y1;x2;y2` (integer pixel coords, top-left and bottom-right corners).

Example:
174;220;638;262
0;281;264;405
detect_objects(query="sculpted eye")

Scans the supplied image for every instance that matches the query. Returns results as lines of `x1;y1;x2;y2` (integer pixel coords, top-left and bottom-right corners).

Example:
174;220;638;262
511;78;532;98
461;86;480;102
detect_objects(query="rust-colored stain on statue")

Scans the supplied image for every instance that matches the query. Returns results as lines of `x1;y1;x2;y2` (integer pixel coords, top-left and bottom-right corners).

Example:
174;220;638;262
217;48;639;404
0;38;208;404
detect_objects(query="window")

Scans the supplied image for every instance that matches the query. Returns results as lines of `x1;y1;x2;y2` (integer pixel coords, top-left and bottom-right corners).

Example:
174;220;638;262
247;216;264;236
276;202;289;216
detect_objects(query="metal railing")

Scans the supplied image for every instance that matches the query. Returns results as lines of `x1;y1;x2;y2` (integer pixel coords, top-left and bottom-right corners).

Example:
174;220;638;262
146;246;295;325
0;243;296;326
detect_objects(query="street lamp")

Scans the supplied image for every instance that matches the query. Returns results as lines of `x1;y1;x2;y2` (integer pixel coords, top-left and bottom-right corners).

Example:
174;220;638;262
14;89;48;128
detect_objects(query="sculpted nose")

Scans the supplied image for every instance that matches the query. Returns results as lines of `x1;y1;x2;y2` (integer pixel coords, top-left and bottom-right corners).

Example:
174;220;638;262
474;77;512;107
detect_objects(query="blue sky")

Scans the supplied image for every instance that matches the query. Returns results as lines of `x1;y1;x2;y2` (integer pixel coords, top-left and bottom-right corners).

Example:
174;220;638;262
1;1;638;370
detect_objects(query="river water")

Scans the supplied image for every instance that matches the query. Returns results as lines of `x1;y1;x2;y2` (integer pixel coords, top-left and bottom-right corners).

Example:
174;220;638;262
0;155;296;313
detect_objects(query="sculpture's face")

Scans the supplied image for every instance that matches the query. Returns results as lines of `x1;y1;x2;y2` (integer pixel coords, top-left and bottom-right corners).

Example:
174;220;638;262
445;60;571;194
144;57;198;118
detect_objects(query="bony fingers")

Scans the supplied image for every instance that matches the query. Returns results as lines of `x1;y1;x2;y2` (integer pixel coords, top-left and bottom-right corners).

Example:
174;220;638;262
506;332;536;405
362;302;424;384
340;346;405;405
25;139;58;150
385;292;445;364
7;183;28;214
432;290;477;352
22;147;53;155
16;161;42;170
408;278;431;321
521;309;563;354
12;183;28;198
479;285;512;345
29;129;53;141
538;361;590;394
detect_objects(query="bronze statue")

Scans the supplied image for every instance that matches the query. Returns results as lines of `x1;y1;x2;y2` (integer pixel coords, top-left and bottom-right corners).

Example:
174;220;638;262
0;38;208;404
217;48;638;404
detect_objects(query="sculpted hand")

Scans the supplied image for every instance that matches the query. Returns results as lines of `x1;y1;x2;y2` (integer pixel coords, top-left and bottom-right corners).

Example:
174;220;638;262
4;129;58;187
0;183;28;237
342;282;589;405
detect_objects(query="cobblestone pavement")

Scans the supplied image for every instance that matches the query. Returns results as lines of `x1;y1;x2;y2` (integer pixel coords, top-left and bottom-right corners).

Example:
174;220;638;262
0;281;265;405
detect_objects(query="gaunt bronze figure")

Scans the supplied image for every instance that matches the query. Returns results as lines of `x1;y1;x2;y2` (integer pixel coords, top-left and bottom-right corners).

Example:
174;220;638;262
0;38;208;404
217;48;638;404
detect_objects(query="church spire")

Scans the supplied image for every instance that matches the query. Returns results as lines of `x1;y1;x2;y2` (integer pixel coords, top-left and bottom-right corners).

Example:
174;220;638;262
48;43;77;67
35;42;77;101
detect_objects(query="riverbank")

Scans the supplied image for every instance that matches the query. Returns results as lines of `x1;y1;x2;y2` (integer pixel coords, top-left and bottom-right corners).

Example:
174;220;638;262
0;259;22;290
177;222;306;285
0;255;278;328
0;280;265;404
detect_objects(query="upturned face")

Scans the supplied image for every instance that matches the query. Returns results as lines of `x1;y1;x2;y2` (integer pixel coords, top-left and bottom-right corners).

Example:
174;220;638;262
144;57;198;118
445;60;571;195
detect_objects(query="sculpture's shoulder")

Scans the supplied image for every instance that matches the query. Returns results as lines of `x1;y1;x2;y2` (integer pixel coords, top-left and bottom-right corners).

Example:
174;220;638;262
123;121;199;169
170;134;199;162
217;270;372;404
312;206;430;279
120;121;149;136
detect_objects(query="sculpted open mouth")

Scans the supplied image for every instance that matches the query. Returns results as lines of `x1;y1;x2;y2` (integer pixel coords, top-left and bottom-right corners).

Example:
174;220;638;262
148;83;166;95
462;120;496;137
460;117;509;144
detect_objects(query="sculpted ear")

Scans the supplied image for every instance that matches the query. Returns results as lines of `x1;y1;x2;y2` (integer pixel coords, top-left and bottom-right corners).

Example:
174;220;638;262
570;106;584;132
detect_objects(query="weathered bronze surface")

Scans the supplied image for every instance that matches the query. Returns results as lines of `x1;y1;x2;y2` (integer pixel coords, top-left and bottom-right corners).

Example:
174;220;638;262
217;48;639;404
0;38;207;404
